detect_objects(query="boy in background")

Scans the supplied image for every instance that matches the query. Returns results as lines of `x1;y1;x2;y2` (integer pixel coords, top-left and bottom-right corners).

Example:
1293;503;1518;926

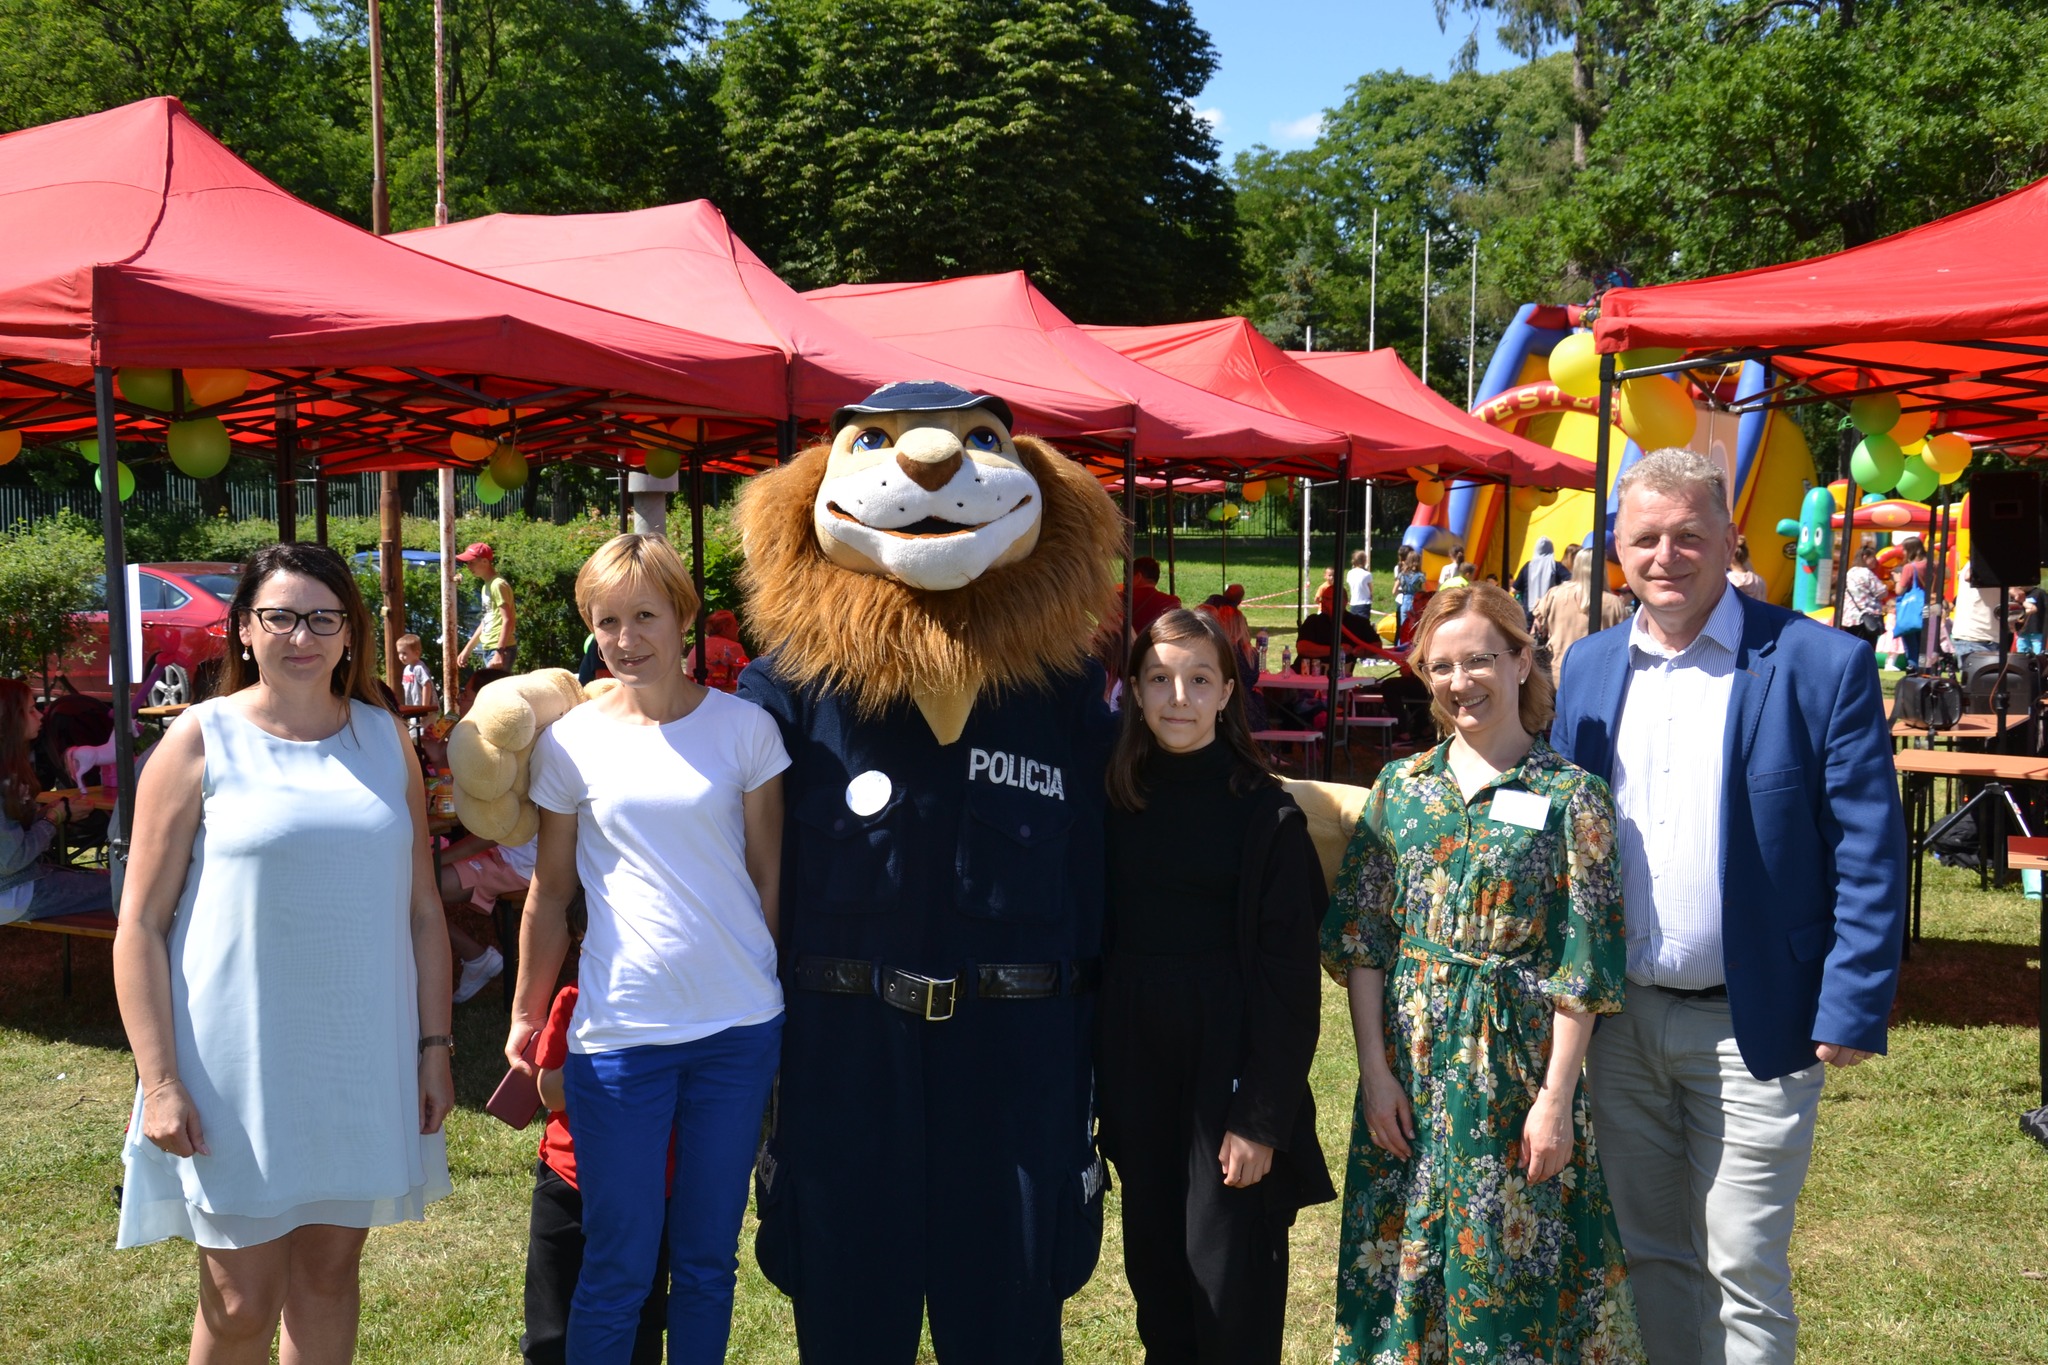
397;633;438;711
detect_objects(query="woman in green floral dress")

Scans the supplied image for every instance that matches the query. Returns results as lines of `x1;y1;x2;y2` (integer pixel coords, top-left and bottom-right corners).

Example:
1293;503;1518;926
1322;584;1644;1365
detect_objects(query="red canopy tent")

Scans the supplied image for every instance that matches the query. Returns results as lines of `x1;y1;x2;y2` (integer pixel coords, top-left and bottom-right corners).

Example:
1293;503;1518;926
0;97;798;874
394;203;1134;449
802;273;1355;478
0;98;791;475
1082;317;1512;481
1286;347;1595;490
1593;174;2048;451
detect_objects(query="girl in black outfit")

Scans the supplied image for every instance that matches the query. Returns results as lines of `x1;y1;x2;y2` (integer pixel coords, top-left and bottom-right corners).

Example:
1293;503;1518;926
1100;609;1335;1364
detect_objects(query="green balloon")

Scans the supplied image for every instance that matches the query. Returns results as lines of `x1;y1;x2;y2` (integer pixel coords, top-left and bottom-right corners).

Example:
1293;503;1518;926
117;367;177;412
94;459;136;501
642;446;682;480
474;470;506;506
1849;393;1901;436
487;443;530;491
167;417;233;479
1849;434;1904;493
76;438;99;466
1894;456;1939;502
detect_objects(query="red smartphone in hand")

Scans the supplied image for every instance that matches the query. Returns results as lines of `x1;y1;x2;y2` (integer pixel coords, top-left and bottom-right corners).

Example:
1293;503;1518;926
484;1032;543;1129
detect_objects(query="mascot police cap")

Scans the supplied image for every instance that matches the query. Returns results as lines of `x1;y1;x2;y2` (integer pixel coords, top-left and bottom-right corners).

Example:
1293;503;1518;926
831;379;1015;436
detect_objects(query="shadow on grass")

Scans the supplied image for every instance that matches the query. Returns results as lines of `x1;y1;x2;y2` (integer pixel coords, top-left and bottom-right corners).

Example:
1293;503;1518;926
1893;933;2042;1028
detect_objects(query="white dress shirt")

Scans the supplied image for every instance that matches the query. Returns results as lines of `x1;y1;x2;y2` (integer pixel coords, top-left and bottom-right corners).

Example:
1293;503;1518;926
1612;583;1744;989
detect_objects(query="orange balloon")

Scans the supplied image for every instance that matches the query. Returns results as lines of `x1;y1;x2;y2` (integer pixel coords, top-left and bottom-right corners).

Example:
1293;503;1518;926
184;368;251;408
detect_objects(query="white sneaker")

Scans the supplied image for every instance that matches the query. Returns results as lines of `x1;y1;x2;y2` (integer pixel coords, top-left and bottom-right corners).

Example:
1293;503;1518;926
453;945;504;1004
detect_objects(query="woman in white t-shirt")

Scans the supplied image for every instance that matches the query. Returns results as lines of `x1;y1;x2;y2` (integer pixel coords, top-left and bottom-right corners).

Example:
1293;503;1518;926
505;533;788;1364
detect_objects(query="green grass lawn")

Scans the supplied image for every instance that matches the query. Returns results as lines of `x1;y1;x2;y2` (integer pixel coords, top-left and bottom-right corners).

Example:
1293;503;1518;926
5;860;2046;1362
1149;535;1396;640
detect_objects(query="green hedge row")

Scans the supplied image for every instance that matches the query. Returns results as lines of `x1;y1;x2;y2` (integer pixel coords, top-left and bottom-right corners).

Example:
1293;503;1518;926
0;504;745;687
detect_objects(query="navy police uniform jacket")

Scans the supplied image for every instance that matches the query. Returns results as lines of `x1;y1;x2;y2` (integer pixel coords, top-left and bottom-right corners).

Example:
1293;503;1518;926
738;652;1115;1346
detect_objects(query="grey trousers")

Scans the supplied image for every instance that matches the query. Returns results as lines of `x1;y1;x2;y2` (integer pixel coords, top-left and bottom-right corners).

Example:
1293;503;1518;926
1586;985;1824;1365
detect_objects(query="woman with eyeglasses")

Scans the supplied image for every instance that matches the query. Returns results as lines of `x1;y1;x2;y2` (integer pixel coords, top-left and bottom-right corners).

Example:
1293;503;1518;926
113;543;453;1362
1320;583;1645;1365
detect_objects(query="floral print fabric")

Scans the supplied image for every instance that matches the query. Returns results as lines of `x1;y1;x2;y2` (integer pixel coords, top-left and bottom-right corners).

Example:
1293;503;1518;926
1321;736;1644;1364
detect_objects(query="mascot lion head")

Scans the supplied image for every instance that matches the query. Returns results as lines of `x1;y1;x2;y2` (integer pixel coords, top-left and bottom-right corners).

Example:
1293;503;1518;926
737;382;1124;738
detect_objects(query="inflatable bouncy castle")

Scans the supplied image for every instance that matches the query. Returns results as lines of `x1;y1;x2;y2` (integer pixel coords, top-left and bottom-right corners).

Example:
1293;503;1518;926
1404;304;1818;605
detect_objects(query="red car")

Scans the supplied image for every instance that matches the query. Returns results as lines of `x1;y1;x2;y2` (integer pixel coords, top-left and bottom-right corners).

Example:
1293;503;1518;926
51;561;242;706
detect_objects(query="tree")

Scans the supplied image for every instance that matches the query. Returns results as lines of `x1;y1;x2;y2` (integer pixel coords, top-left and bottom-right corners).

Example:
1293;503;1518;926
1549;0;2048;284
301;0;728;229
0;0;360;211
1231;60;1579;396
0;512;106;694
716;0;1240;323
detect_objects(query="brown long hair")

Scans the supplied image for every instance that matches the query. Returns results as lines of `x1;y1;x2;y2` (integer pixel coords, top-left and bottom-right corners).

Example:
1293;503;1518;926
0;678;36;823
1107;609;1275;812
219;544;388;711
1410;582;1555;737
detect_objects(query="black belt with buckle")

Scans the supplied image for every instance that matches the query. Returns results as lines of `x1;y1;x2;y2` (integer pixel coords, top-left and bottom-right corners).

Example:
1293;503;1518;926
790;955;1102;1021
1657;983;1728;1000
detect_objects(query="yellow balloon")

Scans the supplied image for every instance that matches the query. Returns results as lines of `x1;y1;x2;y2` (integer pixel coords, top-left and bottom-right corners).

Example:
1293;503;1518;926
1510;484;1541;512
1939;464;1963;486
1890;410;1933;446
487;442;530;490
116;367;176;411
642;446;682;480
1621;346;1685;371
1616;375;1696;450
1239;479;1266;503
1549;331;1601;400
1414;477;1446;506
1923;431;1971;475
0;429;19;466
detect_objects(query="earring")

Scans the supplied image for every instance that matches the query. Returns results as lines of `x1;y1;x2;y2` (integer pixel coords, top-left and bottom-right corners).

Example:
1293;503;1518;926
242;648;251;661
343;648;351;662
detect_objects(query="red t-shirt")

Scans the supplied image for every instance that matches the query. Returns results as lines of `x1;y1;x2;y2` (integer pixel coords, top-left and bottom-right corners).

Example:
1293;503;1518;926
534;985;583;1187
534;984;676;1193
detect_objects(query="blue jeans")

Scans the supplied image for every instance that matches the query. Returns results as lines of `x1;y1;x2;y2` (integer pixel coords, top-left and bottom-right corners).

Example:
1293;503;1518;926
562;1017;782;1365
2021;634;2043;655
0;866;111;926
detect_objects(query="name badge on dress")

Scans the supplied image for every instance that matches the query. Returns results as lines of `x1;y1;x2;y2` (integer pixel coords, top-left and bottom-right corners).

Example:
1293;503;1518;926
1487;788;1550;830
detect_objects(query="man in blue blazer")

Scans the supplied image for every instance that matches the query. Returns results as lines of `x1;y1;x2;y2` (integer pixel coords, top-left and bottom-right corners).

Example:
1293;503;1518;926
1552;449;1905;1365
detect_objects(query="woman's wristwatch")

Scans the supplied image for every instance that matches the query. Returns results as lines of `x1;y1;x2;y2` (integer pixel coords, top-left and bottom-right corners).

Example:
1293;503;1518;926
419;1034;456;1056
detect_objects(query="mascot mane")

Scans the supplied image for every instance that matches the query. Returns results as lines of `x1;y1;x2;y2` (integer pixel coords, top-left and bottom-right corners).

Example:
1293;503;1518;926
737;435;1124;718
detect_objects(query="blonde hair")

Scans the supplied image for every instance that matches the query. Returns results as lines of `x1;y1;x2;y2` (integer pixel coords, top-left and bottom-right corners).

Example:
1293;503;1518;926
575;533;701;632
1410;582;1555;737
396;633;422;653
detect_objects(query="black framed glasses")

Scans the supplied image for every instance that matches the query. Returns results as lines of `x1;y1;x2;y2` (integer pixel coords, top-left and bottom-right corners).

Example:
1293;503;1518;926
1421;647;1520;682
249;607;348;637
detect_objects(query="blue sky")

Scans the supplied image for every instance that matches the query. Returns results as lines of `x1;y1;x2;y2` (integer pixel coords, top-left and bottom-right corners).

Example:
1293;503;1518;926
701;0;1531;166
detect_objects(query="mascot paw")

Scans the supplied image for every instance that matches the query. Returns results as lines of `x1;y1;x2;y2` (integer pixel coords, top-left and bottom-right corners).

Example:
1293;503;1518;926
446;668;591;844
1281;778;1371;890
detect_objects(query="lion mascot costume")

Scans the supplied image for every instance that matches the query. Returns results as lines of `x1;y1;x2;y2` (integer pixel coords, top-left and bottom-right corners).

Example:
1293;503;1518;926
732;381;1124;1363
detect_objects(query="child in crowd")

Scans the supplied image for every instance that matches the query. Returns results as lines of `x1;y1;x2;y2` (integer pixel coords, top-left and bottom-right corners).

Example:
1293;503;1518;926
0;678;112;926
525;976;672;1365
684;609;751;693
397;633;439;711
1098;609;1333;1363
420;666;526;1002
2012;585;2045;655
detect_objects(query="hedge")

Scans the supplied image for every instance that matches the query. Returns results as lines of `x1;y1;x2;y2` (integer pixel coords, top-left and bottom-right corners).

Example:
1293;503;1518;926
1;503;746;685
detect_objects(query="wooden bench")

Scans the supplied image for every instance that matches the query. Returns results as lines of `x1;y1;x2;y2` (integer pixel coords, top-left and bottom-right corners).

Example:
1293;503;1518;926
1251;728;1323;773
8;908;118;997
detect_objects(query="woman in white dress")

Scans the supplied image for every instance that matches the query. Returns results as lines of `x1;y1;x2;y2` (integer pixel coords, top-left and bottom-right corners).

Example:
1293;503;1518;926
114;542;453;1364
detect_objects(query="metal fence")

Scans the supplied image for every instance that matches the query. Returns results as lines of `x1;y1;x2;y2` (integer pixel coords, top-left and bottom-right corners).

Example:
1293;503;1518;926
0;472;530;531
